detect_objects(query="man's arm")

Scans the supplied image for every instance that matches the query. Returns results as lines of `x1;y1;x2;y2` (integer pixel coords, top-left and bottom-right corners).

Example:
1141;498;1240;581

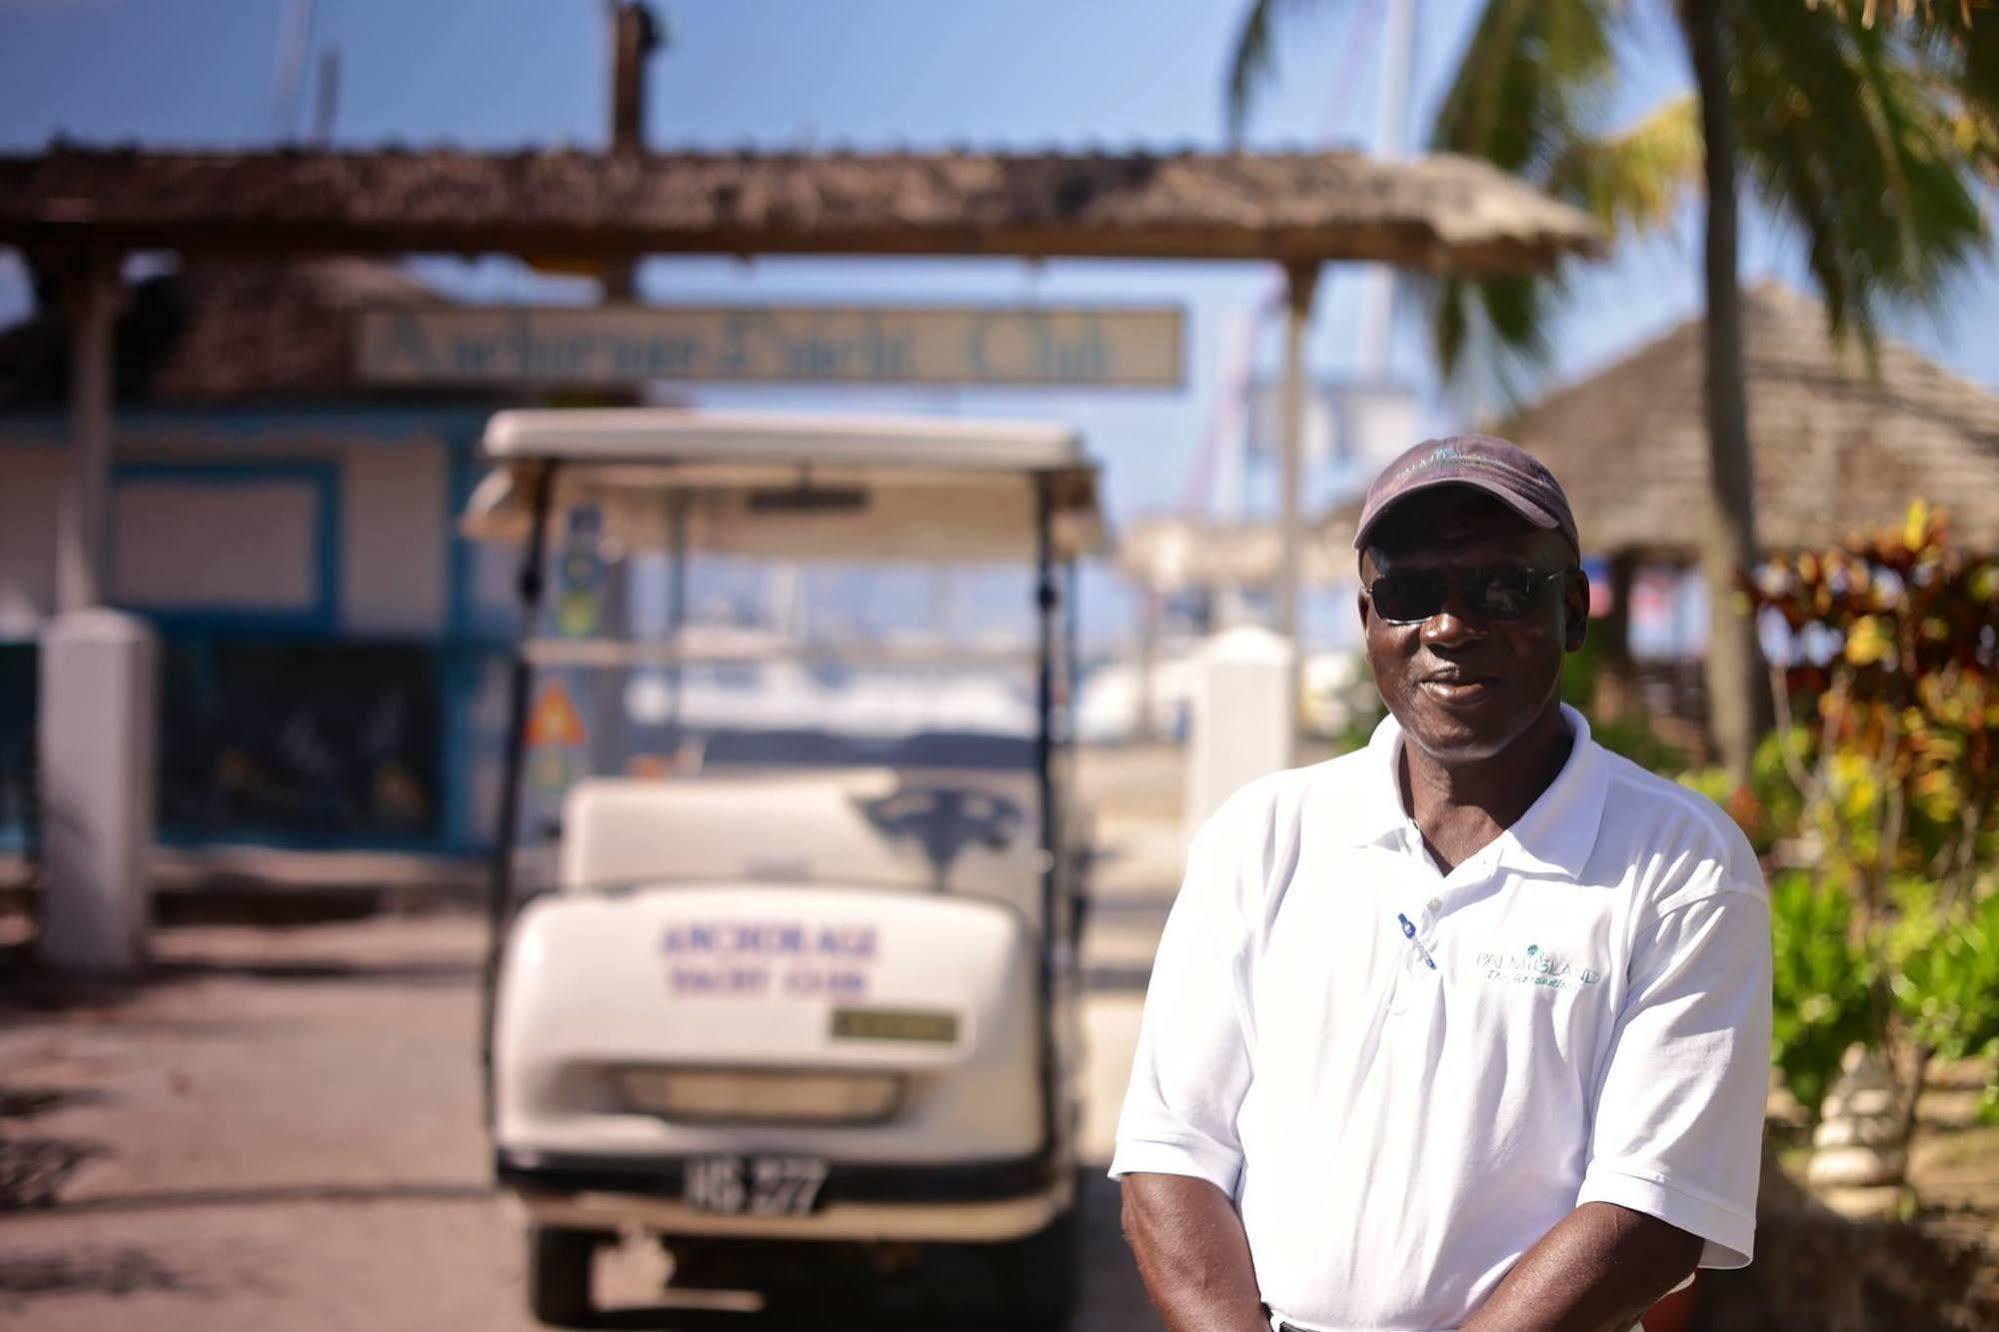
1120;1173;1271;1332
1458;1201;1700;1332
1111;797;1266;1328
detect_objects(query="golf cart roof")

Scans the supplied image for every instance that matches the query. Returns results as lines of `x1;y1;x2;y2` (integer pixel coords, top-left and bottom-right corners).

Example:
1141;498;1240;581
465;407;1103;562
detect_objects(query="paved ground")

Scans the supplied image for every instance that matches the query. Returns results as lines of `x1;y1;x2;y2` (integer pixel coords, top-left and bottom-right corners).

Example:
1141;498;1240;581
0;755;1188;1331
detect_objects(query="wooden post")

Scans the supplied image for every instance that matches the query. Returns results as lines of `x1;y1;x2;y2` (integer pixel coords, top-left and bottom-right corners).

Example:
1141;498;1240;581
57;250;122;612
41;246;151;976
1595;548;1638;722
1135;585;1161;742
1276;261;1320;756
604;3;662;304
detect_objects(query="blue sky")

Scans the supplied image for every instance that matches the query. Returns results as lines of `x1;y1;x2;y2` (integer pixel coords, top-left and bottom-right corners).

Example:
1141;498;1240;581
3;0;1995;647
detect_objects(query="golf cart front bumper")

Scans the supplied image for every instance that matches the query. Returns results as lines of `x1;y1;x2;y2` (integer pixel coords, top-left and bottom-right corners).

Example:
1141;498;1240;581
497;1146;1071;1242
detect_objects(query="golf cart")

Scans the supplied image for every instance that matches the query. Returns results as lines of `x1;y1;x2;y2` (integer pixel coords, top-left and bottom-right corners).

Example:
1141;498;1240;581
466;408;1100;1327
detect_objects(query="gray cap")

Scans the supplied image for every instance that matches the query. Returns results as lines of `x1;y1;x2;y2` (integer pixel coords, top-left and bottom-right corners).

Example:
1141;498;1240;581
1352;433;1580;559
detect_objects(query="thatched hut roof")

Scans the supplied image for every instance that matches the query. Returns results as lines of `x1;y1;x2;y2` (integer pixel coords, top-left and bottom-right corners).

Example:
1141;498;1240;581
0;145;1602;274
0;257;452;405
1326;282;1999;556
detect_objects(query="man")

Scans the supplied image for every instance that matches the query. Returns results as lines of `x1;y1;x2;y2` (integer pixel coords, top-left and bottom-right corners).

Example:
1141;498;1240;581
1112;435;1772;1332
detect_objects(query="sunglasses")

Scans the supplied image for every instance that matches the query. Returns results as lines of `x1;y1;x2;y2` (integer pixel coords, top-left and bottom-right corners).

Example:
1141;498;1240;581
1366;564;1568;625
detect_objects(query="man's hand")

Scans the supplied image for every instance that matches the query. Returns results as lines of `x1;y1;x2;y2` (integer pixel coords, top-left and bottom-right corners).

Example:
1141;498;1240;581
1460;1201;1702;1332
1119;1173;1271;1332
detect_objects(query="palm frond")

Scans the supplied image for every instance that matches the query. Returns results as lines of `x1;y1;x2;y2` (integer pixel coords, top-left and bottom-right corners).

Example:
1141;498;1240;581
1731;0;1986;351
1804;1;1987;26
1545;93;1703;230
1424;1;1635;387
1428;0;1625;173
1224;0;1638;391
1420;272;1562;404
1225;0;1332;144
1889;0;1999;176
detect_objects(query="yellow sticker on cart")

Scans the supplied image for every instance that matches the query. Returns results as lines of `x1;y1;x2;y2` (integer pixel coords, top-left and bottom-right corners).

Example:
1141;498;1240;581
829;1008;960;1044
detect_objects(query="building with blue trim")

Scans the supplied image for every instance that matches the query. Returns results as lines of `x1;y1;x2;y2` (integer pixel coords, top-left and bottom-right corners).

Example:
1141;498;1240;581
0;257;566;857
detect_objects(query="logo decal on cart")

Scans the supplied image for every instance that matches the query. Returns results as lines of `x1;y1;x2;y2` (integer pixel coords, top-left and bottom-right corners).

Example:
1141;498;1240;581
661;919;880;999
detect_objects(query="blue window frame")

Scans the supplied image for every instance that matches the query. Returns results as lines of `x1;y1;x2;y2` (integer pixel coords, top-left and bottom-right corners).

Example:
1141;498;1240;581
110;460;341;636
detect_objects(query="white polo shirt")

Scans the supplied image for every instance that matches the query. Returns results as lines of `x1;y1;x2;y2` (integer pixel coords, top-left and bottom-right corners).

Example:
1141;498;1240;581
1110;706;1772;1332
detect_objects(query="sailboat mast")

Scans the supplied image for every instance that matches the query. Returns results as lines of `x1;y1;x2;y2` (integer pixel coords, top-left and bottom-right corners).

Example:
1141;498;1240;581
1356;0;1417;378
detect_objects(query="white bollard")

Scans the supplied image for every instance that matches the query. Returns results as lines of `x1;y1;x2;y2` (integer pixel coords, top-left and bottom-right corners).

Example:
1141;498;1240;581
38;609;157;973
1183;624;1294;850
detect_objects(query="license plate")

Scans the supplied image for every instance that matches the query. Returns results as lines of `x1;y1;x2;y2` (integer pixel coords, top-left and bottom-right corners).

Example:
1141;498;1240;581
683;1155;828;1216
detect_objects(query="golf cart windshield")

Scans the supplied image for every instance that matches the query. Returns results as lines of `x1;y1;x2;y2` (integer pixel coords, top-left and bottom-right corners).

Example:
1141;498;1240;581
461;408;1097;881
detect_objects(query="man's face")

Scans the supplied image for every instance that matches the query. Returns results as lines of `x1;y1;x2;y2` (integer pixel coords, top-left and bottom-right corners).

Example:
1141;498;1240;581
1358;487;1587;765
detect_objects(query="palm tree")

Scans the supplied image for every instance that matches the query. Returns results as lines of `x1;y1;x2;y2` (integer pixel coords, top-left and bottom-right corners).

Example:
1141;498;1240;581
1229;0;1999;783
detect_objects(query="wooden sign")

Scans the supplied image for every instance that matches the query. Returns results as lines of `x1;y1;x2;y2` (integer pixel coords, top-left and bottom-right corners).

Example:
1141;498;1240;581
357;304;1184;388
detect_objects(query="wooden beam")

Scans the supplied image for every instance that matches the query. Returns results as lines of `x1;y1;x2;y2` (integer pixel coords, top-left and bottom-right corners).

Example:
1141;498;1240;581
0;149;1605;276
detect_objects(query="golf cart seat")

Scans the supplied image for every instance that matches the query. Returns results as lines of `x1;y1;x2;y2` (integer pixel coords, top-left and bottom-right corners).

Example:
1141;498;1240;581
559;772;1049;920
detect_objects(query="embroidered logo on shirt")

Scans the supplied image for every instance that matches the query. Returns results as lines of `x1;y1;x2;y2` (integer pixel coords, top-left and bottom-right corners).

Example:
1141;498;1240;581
1476;942;1604;991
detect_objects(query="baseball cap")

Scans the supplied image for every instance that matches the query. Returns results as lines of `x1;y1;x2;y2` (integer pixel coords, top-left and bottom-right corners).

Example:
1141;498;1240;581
1352;434;1580;561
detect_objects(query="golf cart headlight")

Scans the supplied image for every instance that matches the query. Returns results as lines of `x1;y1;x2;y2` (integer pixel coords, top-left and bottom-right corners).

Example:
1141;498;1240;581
614;1067;904;1124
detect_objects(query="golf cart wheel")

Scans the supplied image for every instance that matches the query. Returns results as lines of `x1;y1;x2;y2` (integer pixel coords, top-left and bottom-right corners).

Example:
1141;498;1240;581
995;1208;1081;1330
527;1224;601;1327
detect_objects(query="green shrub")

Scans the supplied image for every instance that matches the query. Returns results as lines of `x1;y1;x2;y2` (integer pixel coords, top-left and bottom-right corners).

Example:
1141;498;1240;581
1768;869;1879;1113
1743;502;1999;1128
1891;880;1999;1123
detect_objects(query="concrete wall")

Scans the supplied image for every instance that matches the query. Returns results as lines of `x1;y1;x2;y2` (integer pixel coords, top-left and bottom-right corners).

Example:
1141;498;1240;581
341;441;446;636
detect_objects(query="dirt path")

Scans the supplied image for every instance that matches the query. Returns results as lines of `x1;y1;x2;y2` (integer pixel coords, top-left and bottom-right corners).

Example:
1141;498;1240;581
0;907;1167;1331
0;746;1201;1330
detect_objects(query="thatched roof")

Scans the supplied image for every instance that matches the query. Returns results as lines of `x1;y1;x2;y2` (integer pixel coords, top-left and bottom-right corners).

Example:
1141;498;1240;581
1327;282;1999;557
0;257;453;405
0;146;1602;274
